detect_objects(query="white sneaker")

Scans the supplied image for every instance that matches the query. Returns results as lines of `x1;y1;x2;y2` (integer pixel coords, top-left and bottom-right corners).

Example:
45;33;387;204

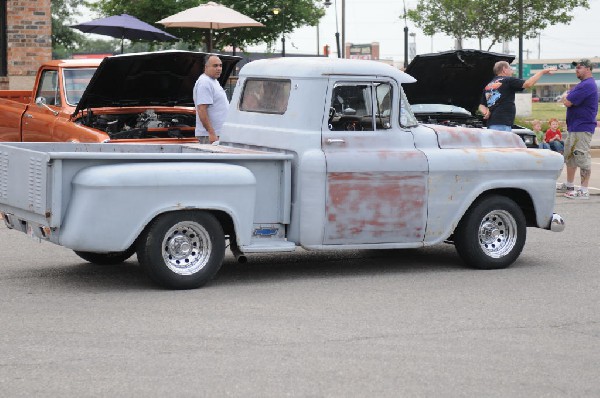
556;182;574;193
564;189;589;200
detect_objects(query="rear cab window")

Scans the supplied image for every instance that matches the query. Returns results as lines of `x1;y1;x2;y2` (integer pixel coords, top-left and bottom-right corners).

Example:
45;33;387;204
240;78;291;114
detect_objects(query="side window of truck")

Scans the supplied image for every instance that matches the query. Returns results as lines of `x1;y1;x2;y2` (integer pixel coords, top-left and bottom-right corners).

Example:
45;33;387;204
36;70;60;107
328;82;392;131
240;78;291;114
399;86;418;127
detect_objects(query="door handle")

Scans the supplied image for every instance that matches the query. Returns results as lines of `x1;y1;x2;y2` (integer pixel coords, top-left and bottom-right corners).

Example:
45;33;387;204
326;138;345;144
24;113;33;118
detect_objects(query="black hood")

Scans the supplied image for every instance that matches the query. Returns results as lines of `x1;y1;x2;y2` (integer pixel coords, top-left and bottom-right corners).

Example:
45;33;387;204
74;50;241;115
403;49;514;114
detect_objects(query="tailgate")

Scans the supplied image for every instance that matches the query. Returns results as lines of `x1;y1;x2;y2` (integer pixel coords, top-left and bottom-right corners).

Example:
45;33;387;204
0;144;59;226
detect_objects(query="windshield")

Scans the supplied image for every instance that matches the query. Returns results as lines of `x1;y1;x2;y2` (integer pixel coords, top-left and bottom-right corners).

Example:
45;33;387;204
63;68;96;106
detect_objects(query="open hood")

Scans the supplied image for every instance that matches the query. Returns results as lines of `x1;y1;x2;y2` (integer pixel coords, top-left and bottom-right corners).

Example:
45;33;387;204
73;50;241;115
403;49;514;114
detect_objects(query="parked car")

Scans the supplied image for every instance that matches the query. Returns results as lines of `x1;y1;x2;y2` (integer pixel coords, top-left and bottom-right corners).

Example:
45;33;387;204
403;49;537;148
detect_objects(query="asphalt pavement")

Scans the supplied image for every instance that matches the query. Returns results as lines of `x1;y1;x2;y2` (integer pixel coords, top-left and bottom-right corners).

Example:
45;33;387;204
0;196;598;397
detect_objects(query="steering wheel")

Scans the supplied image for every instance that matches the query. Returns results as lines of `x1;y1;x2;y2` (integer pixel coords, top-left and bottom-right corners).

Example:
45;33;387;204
344;120;362;131
328;107;336;121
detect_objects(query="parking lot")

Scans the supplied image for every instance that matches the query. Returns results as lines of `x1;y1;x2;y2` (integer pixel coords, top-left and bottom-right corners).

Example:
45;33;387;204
0;184;598;397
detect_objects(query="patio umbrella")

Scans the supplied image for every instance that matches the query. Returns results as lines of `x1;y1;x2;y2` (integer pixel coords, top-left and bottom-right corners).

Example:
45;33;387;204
157;2;264;52
71;14;179;54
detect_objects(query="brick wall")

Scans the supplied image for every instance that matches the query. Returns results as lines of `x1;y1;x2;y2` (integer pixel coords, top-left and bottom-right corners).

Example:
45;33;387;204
1;0;52;89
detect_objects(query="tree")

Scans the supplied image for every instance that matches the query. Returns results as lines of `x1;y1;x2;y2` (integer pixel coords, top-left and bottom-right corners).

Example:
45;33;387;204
91;0;326;51
51;0;91;56
407;0;589;51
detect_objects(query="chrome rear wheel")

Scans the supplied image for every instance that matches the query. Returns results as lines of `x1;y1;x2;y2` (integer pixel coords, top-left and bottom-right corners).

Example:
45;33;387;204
137;211;225;289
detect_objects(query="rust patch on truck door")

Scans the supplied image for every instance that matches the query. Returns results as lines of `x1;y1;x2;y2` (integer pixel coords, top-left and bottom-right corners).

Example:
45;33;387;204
325;172;426;244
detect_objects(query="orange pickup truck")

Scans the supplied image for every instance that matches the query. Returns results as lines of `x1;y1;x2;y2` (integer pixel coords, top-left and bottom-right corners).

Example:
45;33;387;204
0;51;239;143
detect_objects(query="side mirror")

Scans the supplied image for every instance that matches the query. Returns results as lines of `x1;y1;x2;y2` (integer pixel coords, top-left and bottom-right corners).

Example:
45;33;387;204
35;97;59;116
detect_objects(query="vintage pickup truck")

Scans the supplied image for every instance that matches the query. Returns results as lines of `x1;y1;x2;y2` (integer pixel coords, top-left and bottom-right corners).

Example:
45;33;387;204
0;51;239;143
0;57;565;289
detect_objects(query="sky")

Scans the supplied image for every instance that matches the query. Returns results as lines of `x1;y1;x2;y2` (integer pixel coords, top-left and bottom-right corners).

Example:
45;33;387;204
246;0;600;61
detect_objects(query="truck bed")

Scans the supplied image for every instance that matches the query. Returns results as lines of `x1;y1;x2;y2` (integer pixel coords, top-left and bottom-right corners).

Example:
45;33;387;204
0;142;292;229
0;90;32;104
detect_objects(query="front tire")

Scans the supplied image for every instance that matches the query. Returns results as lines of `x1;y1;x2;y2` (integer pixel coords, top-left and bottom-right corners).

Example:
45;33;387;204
454;195;526;270
137;211;225;289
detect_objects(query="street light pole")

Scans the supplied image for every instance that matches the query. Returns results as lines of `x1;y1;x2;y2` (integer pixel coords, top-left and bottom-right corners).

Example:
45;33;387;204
282;32;286;57
273;6;285;57
402;0;408;69
341;0;345;58
518;0;523;78
404;26;408;69
324;0;341;58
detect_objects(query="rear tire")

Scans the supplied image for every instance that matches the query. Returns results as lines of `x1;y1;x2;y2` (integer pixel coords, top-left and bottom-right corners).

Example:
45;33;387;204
74;247;136;265
454;195;526;270
136;211;225;289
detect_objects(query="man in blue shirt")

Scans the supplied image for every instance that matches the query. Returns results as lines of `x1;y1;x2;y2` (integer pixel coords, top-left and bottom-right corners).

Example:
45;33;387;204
557;59;599;200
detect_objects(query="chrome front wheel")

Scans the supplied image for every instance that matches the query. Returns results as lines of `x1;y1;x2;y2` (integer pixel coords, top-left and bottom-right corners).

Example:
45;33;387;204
477;210;518;259
454;195;526;270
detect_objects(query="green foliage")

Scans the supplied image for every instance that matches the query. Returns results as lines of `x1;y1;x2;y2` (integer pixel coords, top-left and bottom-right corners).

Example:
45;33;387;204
407;0;589;51
51;0;91;55
516;102;599;132
91;0;326;51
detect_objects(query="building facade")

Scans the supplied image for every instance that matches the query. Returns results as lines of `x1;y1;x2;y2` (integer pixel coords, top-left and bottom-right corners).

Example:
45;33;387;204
0;0;52;90
521;58;600;102
345;42;380;60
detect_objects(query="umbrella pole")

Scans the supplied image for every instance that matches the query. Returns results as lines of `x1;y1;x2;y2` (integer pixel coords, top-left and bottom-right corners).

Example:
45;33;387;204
209;27;213;52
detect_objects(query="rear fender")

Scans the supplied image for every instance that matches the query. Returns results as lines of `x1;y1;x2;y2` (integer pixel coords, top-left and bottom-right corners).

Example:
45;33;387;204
59;162;256;252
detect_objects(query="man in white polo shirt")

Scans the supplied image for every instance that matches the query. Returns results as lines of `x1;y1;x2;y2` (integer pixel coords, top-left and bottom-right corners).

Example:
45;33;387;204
193;54;229;143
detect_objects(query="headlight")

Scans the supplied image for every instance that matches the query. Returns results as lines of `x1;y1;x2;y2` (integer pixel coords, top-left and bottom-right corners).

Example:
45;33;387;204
523;136;534;145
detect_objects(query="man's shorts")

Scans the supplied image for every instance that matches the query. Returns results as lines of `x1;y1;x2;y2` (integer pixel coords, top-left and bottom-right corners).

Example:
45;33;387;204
564;131;593;170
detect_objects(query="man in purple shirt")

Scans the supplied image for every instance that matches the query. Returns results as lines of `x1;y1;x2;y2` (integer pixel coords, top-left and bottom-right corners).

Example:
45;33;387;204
556;59;599;200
